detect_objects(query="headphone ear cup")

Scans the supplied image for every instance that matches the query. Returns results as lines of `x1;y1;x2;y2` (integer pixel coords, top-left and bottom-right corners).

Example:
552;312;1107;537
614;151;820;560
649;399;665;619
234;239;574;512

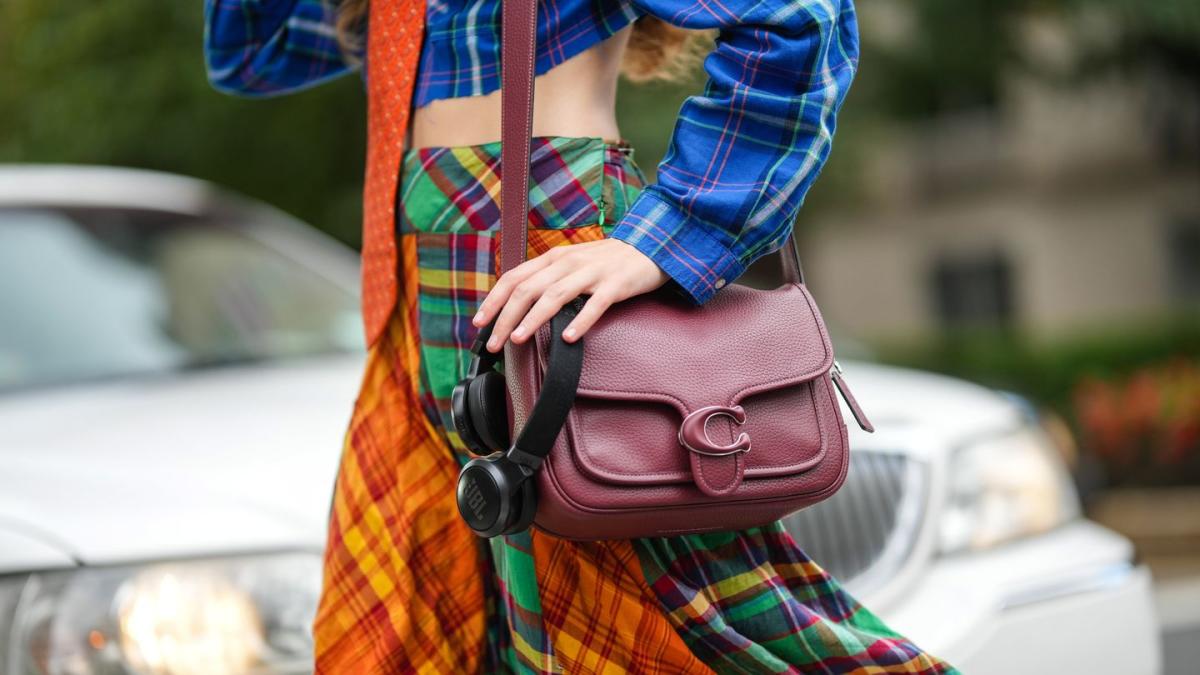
457;454;507;536
451;378;488;455
468;370;511;452
457;453;536;538
504;477;538;535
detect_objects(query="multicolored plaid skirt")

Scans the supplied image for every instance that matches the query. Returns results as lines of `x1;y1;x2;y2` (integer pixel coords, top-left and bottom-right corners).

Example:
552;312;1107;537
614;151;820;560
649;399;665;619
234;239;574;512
313;135;958;674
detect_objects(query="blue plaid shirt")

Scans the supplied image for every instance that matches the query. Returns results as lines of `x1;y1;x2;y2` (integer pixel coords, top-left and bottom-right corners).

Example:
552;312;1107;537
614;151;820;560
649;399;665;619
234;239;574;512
204;0;858;303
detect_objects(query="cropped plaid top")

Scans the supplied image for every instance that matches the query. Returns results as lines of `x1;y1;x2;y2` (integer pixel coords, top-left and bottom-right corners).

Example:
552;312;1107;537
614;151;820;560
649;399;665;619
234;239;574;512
415;0;640;107
203;0;860;304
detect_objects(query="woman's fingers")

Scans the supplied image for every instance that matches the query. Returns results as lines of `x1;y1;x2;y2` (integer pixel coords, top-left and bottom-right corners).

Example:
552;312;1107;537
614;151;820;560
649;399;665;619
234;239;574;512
472;250;557;329
485;257;574;351
561;287;616;342
475;238;668;351
510;269;599;345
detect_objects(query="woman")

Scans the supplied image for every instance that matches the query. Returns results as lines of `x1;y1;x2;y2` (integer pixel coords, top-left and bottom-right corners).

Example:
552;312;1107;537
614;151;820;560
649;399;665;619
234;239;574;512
205;1;956;672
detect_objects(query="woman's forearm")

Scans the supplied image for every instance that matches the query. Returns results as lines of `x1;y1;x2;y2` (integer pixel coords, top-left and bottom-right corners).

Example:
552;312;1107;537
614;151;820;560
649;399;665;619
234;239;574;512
606;0;860;304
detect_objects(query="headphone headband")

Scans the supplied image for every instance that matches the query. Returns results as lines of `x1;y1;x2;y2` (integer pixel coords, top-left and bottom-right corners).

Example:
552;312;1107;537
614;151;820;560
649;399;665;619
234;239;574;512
470;301;585;469
467;319;501;378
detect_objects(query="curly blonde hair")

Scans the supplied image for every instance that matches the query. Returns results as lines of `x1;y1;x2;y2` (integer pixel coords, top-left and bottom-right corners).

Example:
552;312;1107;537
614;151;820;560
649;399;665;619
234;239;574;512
332;0;710;84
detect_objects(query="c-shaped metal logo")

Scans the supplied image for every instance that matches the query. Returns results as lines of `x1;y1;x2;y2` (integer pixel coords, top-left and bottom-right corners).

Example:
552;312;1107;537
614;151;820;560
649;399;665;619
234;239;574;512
678;405;752;457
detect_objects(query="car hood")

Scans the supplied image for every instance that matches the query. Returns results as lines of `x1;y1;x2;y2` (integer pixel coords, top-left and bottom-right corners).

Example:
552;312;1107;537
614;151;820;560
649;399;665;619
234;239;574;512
0;525;77;575
0;354;1020;569
0;355;363;568
836;360;1025;441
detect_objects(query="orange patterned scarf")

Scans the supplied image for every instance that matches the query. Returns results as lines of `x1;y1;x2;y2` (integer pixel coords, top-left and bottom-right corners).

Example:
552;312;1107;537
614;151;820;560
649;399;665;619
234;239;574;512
358;0;423;348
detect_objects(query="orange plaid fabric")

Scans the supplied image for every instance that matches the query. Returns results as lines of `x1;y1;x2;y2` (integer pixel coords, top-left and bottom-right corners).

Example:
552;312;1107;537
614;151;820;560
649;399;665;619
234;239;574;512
314;229;708;673
312;235;489;671
533;536;714;673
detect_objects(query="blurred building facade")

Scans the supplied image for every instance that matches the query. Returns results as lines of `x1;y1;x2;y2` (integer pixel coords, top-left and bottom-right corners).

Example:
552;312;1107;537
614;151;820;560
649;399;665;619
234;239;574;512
801;6;1200;345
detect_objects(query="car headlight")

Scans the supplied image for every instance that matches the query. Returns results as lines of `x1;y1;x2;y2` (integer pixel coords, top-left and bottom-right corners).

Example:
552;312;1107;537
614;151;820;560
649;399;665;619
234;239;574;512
939;423;1081;553
1;552;320;675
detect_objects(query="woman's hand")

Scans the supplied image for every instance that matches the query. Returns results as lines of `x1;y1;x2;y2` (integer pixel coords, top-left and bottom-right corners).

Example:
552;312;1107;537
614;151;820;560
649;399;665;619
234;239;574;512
473;238;669;352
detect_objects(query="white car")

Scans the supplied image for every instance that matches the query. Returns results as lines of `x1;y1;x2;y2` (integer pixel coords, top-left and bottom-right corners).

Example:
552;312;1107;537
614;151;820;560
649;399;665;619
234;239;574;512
0;166;1160;675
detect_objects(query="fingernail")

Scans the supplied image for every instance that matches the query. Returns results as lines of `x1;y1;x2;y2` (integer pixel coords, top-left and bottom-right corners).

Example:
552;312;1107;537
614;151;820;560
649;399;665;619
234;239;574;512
486;336;499;351
512;325;526;339
473;311;484;325
563;327;577;341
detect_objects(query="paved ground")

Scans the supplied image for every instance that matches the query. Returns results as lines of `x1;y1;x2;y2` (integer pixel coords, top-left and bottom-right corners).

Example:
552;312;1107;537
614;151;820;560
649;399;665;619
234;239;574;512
1089;488;1200;675
1156;575;1200;675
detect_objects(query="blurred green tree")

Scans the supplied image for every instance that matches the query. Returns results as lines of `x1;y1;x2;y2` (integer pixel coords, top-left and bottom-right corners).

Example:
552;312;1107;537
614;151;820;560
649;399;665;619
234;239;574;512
0;0;367;245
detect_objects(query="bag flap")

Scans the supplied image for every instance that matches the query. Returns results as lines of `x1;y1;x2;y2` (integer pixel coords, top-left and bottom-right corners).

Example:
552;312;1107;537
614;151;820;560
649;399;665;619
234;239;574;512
535;283;837;494
539;283;834;411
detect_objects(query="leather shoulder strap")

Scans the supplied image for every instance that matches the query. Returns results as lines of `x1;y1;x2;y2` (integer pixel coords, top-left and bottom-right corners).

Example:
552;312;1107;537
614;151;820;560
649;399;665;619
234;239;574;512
499;0;538;275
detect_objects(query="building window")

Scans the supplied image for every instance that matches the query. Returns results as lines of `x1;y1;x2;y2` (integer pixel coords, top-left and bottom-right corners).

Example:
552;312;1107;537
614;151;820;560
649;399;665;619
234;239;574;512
1167;218;1200;304
930;251;1015;331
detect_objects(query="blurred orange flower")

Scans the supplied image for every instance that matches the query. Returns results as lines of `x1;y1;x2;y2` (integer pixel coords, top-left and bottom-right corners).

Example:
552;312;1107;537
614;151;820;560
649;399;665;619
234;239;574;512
1073;359;1200;482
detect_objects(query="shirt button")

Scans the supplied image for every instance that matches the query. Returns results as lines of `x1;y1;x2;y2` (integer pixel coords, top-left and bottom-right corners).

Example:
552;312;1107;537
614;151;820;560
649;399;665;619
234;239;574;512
715;278;726;289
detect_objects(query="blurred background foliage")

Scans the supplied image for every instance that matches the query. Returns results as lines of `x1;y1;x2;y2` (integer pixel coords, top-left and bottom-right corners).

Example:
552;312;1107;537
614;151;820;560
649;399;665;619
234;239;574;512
0;0;366;243
2;0;1198;486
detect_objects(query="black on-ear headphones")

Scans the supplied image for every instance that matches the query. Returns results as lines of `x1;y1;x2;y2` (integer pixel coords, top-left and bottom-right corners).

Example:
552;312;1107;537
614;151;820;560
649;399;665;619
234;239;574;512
452;302;584;538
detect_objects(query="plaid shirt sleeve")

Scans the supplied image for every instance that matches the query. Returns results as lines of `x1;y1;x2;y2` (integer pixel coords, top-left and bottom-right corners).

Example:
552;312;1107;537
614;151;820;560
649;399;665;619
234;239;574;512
203;0;357;96
608;0;859;303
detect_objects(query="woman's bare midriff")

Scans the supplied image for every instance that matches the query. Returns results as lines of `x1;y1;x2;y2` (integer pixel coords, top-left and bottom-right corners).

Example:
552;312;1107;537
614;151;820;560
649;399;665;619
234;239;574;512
408;25;632;149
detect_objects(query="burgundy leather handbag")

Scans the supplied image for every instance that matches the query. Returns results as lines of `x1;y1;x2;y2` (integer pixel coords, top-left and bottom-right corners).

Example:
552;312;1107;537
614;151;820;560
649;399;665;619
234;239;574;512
495;0;873;540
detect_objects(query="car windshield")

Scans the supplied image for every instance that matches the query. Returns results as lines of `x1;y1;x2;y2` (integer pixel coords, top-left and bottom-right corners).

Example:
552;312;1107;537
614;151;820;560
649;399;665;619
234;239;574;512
0;206;363;391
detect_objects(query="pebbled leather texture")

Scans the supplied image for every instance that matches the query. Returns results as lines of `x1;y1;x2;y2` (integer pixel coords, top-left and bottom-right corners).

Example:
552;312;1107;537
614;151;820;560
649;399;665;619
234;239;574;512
498;0;861;540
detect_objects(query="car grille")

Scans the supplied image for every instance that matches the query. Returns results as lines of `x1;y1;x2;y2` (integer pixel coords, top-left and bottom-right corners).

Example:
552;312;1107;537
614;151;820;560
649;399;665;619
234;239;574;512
781;451;928;591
